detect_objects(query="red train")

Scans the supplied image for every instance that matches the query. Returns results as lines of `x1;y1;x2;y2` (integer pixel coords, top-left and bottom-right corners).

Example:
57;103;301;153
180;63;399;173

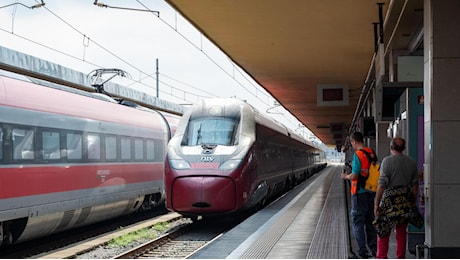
0;74;179;245
164;98;326;217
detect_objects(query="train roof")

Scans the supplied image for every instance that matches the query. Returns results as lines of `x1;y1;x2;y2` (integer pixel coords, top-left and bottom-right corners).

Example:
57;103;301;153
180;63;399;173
0;74;168;131
187;98;320;148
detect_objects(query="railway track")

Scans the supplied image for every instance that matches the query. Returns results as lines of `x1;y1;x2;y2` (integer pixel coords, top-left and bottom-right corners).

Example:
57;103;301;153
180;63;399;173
0;209;177;259
114;218;237;259
39;212;184;259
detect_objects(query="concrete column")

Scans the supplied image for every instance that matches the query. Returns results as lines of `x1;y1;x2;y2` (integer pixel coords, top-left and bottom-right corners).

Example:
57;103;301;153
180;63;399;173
375;122;390;161
423;0;460;257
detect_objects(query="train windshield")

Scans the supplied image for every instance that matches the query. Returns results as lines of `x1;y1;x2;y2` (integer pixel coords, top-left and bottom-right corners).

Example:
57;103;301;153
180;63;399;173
183;117;238;146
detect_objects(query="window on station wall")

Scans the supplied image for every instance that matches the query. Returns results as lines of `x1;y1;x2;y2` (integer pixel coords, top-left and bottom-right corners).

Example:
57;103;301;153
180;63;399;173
121;136;132;161
67;132;82;160
87;133;101;160
146;139;155;161
106;135;117;161
13;128;35;160
42;130;61;159
134;138;144;161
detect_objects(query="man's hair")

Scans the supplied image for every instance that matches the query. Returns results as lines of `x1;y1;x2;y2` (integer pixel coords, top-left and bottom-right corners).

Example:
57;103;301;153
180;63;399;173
351;131;364;143
391;137;406;151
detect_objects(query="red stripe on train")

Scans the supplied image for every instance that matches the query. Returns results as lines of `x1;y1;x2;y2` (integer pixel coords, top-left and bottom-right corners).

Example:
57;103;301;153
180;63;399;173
0;163;163;199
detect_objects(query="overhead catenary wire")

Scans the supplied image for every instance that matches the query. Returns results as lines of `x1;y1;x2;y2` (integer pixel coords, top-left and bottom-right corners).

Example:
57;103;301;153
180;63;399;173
7;0;268;106
46;0;267;105
0;0;45;10
93;0;159;16
2;1;309;137
135;0;272;106
0;27;101;69
1;1;210;102
38;2;148;81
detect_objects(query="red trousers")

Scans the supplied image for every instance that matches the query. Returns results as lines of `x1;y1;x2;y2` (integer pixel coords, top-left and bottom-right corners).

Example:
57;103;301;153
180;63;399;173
376;222;408;259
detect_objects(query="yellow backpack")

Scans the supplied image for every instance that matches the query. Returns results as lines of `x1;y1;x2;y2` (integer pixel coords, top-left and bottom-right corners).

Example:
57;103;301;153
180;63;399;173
359;149;380;192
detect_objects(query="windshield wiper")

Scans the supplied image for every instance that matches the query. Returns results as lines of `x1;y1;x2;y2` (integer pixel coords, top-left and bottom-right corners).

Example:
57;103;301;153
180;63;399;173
201;143;217;150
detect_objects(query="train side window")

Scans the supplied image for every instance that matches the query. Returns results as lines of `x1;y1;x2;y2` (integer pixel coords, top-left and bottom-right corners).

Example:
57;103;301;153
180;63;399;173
105;135;117;161
134;138;144;161
146;139;155;161
42;130;61;159
87;133;101;160
0;127;3;160
121;136;132;160
13;128;35;160
67;133;82;160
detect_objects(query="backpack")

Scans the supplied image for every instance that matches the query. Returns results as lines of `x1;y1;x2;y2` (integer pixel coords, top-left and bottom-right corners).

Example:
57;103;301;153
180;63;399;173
358;149;380;192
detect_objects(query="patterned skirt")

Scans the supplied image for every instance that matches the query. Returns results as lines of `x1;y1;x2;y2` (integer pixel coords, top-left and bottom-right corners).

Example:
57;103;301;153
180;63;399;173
373;185;424;238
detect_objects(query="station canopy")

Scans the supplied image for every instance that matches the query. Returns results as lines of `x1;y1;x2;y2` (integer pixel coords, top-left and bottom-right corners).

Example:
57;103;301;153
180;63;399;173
165;0;423;149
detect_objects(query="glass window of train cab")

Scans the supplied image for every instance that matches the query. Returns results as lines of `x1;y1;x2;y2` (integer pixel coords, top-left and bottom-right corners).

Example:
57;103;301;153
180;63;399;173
134;138;144;161
67;132;82;160
42;130;61;159
188;118;237;146
146;139;154;161
87;133;101;160
105;135;117;161
121;136;132;161
12;128;34;160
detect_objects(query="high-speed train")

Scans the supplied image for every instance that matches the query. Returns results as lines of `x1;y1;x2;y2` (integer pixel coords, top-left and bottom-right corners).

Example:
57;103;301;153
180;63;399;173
164;98;326;217
0;74;179;246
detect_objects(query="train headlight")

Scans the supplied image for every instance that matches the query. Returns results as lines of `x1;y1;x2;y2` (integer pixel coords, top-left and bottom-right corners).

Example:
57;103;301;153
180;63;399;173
219;159;242;170
169;159;191;170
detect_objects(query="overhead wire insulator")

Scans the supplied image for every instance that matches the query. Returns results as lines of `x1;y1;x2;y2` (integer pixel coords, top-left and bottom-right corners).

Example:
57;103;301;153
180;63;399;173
1;1;45;10
93;1;108;8
92;0;159;16
31;1;45;9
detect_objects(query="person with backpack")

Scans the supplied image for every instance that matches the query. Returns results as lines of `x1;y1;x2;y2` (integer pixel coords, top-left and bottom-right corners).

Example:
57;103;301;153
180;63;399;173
373;137;423;259
342;131;378;258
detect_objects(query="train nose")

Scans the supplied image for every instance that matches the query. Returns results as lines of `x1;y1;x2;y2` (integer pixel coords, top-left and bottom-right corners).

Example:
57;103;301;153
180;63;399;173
171;176;236;214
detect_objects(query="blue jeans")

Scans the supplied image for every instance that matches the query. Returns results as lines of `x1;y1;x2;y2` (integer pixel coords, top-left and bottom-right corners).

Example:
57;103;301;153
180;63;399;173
351;192;377;256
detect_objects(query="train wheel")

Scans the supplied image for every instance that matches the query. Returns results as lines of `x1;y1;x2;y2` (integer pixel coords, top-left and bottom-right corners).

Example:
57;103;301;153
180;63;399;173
257;197;267;210
2;232;13;246
140;195;153;211
284;179;290;192
141;193;162;211
0;223;13;246
286;176;295;191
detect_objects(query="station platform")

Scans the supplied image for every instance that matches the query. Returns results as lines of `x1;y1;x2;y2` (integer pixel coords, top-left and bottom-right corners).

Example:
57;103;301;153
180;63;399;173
189;165;418;259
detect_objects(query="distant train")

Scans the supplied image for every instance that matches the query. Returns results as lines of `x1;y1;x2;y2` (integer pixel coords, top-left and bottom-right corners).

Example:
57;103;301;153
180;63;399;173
164;98;326;217
0;74;179;246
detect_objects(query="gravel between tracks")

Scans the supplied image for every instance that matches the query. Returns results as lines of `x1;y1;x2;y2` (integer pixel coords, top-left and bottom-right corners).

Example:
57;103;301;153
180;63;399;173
76;218;192;259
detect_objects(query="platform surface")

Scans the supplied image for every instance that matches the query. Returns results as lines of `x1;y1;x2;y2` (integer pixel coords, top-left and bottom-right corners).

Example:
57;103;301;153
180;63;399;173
190;165;419;259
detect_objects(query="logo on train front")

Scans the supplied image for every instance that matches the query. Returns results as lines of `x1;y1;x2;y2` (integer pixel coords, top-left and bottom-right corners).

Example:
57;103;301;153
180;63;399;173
201;156;214;162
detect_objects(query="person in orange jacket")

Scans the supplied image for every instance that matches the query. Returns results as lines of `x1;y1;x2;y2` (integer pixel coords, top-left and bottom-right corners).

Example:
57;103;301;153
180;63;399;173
342;131;377;258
